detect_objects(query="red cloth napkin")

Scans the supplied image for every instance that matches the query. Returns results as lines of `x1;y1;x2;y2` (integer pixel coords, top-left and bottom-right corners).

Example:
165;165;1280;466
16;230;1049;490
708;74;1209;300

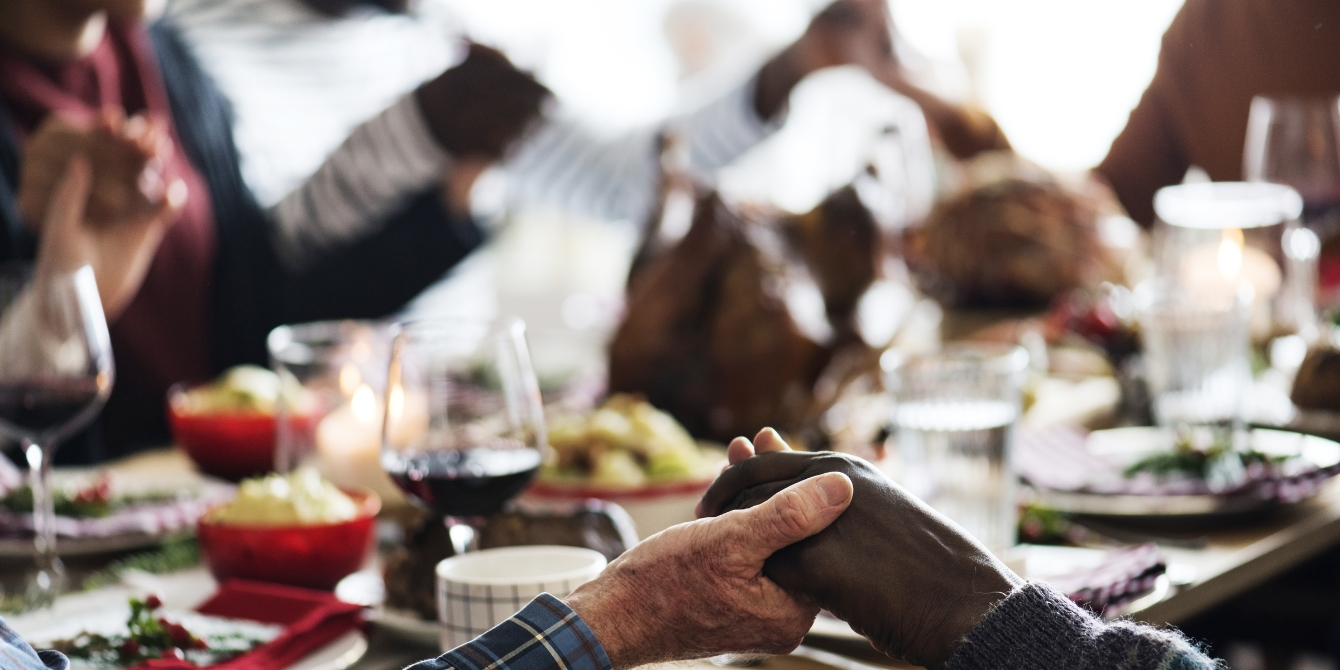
133;580;365;670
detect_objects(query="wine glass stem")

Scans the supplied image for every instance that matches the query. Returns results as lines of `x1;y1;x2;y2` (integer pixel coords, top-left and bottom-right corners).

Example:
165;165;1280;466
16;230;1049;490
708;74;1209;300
24;440;62;596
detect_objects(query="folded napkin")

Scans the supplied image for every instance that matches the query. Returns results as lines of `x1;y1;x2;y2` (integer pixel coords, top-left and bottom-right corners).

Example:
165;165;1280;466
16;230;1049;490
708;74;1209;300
1030;543;1166;615
134;580;365;670
1017;426;1340;501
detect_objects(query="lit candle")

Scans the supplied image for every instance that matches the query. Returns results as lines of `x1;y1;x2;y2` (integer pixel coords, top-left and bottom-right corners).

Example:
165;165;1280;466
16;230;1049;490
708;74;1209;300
314;385;429;506
1180;227;1281;337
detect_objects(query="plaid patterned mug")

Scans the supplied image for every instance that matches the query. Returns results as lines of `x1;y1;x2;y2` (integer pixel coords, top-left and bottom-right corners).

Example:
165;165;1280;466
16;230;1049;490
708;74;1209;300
436;545;609;651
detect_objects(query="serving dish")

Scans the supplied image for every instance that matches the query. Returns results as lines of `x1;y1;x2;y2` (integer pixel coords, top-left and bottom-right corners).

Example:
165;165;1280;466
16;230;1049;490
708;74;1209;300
197;489;380;590
1020;426;1340;517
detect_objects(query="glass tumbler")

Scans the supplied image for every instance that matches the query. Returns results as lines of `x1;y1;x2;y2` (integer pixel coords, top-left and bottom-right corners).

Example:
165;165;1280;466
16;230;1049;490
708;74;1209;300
1136;279;1252;435
267;321;397;500
885;344;1028;553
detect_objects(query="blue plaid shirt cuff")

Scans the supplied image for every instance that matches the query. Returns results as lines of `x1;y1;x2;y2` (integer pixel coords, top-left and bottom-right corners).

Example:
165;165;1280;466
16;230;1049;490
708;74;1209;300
409;594;613;670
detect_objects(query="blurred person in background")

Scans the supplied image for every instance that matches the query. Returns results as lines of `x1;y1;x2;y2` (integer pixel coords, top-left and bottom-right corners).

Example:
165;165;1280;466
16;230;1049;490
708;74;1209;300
166;0;905;229
663;0;1009;164
0;0;907;463
1095;0;1340;227
0;0;543;462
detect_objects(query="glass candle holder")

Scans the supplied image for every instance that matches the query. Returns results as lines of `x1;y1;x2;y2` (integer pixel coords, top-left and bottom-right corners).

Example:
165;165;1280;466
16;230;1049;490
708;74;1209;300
267;320;398;502
884;344;1028;553
1135;279;1252;434
1153;182;1314;342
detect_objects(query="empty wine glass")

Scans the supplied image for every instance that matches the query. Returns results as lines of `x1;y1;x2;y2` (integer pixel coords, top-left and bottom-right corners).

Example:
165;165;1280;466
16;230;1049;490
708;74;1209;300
0;262;114;608
1244;95;1340;239
381;318;546;553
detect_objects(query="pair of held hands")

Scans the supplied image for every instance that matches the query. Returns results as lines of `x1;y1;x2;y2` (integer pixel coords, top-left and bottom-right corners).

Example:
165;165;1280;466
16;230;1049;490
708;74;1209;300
565;430;1022;670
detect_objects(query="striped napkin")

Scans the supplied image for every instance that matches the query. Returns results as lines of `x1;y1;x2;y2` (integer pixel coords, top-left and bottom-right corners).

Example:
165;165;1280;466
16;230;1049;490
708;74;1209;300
1028;543;1166;615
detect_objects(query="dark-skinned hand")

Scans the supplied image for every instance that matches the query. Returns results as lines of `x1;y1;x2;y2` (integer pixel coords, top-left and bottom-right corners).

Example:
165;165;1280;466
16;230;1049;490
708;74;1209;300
415;43;552;161
755;0;899;119
698;430;1022;670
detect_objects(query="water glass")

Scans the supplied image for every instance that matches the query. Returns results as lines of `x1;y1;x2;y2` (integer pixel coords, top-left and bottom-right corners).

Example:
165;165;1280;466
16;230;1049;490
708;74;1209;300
267;321;394;496
885;344;1028;553
1136;280;1252;432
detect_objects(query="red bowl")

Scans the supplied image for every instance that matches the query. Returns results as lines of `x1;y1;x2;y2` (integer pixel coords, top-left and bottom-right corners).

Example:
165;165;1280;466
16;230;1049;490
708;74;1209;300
167;384;317;482
197;489;381;591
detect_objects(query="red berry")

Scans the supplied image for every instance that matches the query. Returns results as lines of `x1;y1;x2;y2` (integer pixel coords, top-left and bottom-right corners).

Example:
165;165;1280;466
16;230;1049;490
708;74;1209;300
161;647;185;660
119;639;140;657
191;637;209;650
144;594;163;610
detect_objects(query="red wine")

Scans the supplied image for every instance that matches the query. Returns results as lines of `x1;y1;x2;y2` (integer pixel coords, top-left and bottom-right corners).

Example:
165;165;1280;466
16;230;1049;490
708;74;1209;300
385;447;542;518
0;378;103;439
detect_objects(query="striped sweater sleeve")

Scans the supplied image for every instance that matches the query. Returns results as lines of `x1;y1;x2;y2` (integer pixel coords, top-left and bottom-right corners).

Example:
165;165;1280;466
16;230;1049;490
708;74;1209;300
946;583;1219;670
502;76;780;225
270;94;450;272
270;76;780;270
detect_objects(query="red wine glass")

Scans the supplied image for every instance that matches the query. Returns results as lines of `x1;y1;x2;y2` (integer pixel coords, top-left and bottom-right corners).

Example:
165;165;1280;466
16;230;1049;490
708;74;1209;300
381;318;547;552
0;263;114;608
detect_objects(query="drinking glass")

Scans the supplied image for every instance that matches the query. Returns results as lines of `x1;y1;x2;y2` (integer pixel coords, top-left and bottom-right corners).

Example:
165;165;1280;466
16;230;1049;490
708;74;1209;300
1244;95;1340;240
381;318;547;552
885;344;1027;553
0;263;113;608
1135;279;1252;434
1152;182;1308;340
268;321;395;501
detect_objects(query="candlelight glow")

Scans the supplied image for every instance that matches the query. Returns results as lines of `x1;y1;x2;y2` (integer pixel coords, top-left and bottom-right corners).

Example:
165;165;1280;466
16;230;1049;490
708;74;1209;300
387;383;405;429
338;363;361;396
351;384;377;424
1217;228;1244;280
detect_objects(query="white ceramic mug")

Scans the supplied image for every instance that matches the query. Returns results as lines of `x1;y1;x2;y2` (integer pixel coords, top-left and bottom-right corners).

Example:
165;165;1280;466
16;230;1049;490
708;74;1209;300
436;545;608;651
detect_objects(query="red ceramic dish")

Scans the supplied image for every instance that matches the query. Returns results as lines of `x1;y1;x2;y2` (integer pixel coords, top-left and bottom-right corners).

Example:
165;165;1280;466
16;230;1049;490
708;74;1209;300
167;384;317;482
197;489;381;591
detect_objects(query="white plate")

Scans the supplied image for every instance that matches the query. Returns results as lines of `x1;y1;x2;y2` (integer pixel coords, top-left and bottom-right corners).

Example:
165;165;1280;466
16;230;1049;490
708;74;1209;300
289;630;368;670
1027;428;1340;517
0;530;193;558
370;608;440;648
336;569;440;648
20;608;366;670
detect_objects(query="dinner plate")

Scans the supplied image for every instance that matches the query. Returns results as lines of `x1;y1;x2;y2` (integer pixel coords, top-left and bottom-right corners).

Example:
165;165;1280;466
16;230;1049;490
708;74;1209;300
0;529;193;558
0;455;232;557
336;569;441;648
1023;427;1340;517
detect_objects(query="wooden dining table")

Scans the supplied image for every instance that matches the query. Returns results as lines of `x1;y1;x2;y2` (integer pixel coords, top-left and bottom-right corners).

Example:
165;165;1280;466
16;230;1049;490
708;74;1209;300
10;446;1340;670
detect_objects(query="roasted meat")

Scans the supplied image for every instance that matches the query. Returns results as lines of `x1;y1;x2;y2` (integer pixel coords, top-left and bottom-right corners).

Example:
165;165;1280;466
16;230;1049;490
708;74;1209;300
908;178;1101;309
608;187;883;445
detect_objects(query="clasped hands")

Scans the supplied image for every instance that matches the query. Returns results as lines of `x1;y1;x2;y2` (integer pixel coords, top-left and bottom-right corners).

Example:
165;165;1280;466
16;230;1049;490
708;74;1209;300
564;429;1021;670
19;110;186;320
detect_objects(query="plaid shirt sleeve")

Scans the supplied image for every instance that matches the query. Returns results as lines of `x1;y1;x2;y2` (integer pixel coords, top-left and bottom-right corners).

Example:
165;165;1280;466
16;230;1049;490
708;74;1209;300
407;594;613;670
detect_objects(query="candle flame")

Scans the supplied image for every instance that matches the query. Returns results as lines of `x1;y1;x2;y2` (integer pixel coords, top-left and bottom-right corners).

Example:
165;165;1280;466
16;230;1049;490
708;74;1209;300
351;384;377;424
1217;228;1244;280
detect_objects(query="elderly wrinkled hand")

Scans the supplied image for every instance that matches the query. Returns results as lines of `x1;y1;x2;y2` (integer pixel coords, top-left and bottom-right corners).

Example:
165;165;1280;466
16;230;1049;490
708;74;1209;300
699;430;1022;670
563;470;854;669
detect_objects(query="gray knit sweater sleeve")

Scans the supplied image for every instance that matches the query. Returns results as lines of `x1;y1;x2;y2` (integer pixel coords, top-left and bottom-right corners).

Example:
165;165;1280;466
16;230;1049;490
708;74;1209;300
945;583;1219;670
